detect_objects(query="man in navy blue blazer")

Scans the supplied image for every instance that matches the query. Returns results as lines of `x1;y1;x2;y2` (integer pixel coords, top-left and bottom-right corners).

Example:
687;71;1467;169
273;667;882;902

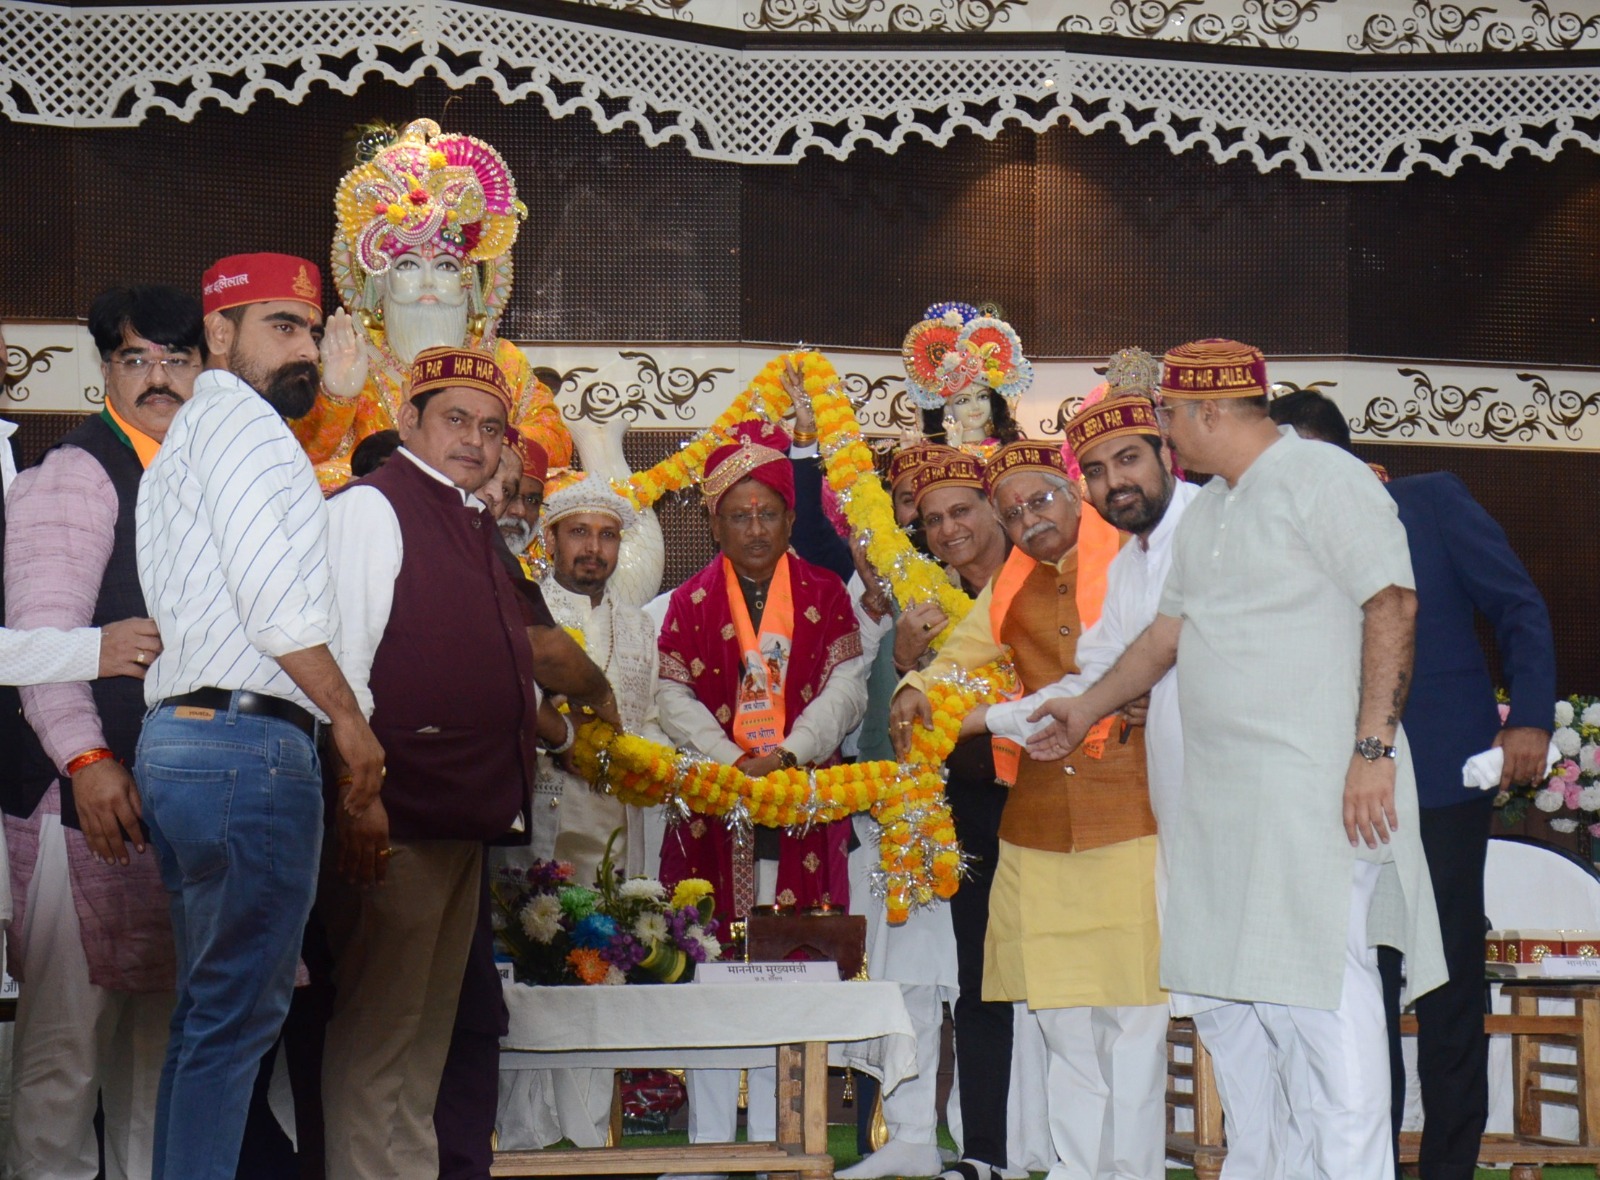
1272;391;1555;1180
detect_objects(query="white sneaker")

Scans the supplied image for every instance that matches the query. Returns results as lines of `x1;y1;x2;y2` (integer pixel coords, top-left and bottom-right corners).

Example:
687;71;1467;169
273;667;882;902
837;1140;945;1179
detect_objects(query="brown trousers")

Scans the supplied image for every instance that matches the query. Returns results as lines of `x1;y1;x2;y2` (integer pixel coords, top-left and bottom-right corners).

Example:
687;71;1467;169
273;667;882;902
320;839;482;1180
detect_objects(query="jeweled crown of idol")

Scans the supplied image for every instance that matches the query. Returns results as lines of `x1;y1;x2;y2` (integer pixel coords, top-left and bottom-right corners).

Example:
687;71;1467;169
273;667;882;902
332;119;527;343
900;301;1035;412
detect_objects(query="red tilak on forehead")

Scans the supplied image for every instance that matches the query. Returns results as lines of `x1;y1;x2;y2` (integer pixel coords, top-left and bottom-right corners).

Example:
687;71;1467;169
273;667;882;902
732;497;764;513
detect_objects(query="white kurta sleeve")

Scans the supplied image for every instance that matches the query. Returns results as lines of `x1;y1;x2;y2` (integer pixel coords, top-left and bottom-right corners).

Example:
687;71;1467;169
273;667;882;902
782;652;870;767
656;677;748;765
325;486;402;719
0;627;102;687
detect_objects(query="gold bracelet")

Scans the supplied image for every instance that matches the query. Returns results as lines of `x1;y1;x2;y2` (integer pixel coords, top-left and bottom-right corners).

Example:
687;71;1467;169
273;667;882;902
792;429;818;446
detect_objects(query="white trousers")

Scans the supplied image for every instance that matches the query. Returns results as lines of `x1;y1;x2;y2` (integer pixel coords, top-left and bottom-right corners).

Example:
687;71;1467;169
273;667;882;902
5;814;172;1180
1192;1003;1287;1180
686;1066;776;1143
881;983;955;1146
1252;860;1392;1180
686;861;780;1145
1032;1003;1168;1180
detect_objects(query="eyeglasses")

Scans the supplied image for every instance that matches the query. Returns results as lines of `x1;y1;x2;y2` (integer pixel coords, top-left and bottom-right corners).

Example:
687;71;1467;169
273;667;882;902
998;488;1066;526
720;509;783;530
110;356;197;377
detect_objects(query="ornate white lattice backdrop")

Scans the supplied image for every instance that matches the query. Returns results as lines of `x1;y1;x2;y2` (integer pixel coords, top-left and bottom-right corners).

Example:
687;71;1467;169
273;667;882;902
5;0;1600;179
11;323;1600;451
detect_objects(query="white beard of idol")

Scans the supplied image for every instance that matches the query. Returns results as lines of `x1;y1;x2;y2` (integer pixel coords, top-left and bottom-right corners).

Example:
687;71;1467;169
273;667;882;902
500;516;537;554
383;297;471;366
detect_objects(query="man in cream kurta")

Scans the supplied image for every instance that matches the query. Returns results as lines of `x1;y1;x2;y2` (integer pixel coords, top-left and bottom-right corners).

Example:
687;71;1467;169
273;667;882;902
1030;340;1445;1180
990;389;1288;1180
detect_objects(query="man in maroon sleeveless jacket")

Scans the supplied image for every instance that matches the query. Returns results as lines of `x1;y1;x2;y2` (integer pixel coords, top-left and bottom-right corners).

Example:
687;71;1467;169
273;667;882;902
4;285;198;1180
320;345;540;1180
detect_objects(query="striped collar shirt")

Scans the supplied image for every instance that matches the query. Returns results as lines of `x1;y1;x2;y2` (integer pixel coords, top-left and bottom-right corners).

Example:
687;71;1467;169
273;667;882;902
135;368;341;718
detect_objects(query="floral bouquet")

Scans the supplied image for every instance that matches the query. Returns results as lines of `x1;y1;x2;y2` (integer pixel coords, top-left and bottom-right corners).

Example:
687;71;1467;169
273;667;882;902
1498;695;1600;837
491;833;721;986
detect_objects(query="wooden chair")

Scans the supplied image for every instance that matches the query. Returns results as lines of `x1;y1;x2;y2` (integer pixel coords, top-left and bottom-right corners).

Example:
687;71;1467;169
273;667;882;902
1164;1017;1226;1180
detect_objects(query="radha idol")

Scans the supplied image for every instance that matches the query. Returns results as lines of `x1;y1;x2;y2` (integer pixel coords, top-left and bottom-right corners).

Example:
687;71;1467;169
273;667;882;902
900;302;1032;459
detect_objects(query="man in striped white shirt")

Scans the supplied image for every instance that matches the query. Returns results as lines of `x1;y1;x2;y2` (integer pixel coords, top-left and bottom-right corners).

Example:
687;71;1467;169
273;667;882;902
133;253;383;1180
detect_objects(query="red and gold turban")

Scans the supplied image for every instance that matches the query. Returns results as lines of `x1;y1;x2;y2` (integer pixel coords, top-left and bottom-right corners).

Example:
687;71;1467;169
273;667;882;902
503;428;549;484
1159;338;1269;401
407;346;515;413
983;440;1067;496
909;446;984;507
202;253;322;316
887;441;944;491
1063;394;1161;469
703;420;795;513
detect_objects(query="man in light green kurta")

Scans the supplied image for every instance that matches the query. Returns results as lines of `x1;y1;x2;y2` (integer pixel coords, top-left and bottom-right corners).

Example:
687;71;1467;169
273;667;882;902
1028;339;1444;1180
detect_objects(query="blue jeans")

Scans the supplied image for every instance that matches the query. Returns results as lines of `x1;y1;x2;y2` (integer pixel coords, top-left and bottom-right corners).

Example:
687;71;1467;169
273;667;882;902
135;700;324;1180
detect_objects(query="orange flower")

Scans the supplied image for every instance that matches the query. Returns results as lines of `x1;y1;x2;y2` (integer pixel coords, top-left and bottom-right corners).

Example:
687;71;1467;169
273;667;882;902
568;948;609;985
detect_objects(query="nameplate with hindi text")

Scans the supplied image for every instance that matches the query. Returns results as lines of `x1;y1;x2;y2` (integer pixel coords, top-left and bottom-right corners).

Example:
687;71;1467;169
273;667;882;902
694;961;840;984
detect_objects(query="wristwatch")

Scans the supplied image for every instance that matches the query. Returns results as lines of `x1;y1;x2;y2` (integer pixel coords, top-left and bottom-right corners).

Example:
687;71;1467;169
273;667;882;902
775;747;800;771
1354;736;1398;762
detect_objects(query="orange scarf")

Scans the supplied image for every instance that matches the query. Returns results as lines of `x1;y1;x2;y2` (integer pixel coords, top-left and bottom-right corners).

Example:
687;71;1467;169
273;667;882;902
103;401;162;469
722;553;795;756
988;511;1122;781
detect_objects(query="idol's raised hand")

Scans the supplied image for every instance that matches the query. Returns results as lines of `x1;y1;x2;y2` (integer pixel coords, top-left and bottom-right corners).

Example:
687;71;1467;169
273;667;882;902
320;307;369;400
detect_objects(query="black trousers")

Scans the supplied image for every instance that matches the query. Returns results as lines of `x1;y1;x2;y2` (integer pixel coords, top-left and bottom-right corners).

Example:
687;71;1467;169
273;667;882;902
1378;794;1494;1180
945;735;1013;1169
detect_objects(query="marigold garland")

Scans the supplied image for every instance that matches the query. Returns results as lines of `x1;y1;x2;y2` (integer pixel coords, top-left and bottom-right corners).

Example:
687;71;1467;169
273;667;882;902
574;660;1015;924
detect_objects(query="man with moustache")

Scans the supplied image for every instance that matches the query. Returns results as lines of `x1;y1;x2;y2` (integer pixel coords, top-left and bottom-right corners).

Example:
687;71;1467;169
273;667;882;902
320;345;538;1180
531;477;665;876
297;119;571;490
891;441;1167;1180
498;430;547;561
2;286;200;1180
1030;339;1445;1180
657;419;867;1150
134;253;384;1180
989;392;1289;1180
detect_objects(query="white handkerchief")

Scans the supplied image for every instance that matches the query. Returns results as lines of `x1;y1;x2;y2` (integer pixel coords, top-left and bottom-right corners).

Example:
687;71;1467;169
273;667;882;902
1462;741;1562;790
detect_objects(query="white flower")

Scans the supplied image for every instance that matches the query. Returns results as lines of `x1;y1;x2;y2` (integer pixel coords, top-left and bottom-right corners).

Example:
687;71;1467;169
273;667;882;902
1535;788;1567;813
520;895;564;944
1555;727;1582;758
1551;818;1580;834
633;913;669;945
1556;701;1576;727
1583;703;1600;729
1580;785;1600;812
693;930;722;961
619;878;667;902
1583;746;1600;776
603;966;629;986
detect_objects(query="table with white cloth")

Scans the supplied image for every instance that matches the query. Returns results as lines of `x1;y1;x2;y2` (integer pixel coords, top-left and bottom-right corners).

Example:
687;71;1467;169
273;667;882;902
493;980;916;1179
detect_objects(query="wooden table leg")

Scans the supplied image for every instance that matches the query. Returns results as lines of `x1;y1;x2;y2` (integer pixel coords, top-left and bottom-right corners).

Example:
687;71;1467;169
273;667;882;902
609;1070;623;1148
1514;991;1540;1141
802;1042;829;1159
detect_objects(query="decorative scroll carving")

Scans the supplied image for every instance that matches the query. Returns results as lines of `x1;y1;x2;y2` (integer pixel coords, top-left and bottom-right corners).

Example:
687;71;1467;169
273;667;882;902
562;352;733;424
3;344;74;403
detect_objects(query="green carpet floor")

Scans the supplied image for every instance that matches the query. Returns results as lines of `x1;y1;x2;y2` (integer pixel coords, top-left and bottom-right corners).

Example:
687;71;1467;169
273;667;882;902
606;1123;1598;1178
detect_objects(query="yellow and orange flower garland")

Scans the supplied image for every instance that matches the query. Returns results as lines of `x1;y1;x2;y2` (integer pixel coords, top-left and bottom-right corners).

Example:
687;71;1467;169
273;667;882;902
574;659;1013;924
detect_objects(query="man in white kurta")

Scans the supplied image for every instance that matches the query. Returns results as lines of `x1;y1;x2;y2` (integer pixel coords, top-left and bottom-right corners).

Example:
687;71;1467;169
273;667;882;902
1029;340;1445;1180
989;391;1287;1180
494;477;670;1151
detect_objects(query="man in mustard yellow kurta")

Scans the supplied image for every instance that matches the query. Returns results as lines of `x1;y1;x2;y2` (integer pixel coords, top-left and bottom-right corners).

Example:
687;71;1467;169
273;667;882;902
890;441;1167;1180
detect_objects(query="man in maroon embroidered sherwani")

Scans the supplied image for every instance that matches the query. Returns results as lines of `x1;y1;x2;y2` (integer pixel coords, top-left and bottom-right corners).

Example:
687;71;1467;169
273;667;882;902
3;285;202;1180
656;419;868;1152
